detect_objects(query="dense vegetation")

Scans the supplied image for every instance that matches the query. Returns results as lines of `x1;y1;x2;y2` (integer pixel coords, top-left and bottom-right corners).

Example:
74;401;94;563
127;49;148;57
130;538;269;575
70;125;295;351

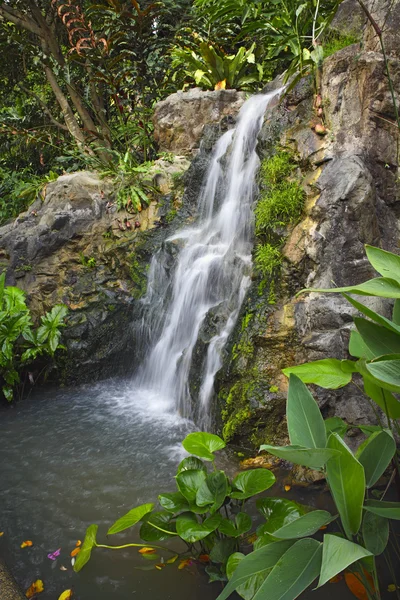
0;0;348;225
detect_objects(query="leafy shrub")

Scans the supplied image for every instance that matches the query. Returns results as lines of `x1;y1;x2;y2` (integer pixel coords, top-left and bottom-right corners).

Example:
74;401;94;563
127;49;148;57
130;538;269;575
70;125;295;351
255;181;305;235
0;273;67;401
254;244;282;277
260;151;294;186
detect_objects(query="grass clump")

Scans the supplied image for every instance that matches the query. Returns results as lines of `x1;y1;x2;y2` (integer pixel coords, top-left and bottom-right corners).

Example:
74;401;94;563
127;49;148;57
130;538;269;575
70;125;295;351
254;244;282;277
323;33;361;58
260;151;294;185
255;181;304;235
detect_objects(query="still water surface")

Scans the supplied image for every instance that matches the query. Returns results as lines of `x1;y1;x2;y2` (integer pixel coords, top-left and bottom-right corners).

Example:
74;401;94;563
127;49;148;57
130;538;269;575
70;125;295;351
0;380;355;600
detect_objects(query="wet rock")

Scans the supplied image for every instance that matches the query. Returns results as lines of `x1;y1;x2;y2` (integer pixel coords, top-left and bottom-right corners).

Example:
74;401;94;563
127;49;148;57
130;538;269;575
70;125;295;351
153;88;246;155
0;560;25;599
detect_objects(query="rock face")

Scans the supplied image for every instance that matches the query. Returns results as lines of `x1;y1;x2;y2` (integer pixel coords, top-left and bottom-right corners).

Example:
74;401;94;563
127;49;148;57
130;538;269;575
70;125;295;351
216;8;400;447
153;87;246;155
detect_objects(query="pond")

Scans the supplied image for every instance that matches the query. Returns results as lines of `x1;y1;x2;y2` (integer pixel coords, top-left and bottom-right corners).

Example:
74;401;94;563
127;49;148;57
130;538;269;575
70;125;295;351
0;379;357;600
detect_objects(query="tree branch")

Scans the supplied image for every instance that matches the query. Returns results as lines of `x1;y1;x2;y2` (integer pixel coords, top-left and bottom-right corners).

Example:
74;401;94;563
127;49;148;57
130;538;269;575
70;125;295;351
18;84;68;131
0;4;42;36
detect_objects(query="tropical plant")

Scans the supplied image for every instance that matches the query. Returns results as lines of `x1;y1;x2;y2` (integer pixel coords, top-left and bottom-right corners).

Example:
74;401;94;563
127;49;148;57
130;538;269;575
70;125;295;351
219;373;400;600
171;40;263;91
0;273;68;401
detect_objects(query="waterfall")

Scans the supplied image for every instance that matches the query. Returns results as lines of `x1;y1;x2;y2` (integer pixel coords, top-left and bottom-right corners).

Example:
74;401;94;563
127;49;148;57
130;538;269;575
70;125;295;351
135;89;282;425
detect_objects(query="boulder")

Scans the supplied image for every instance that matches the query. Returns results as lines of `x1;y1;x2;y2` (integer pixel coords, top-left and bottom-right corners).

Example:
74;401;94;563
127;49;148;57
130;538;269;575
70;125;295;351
153;87;246;155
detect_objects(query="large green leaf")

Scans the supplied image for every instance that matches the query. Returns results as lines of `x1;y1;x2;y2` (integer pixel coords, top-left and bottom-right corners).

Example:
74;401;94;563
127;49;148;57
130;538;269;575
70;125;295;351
366;359;400;392
317;534;372;587
349;330;375;359
176;456;207;475
196;471;228;513
355;317;400;357
364;500;400;519
176;469;207;503
299;277;400;299
356;430;396;488
176;512;221;543
73;524;98;572
107;503;154;535
365;245;400;282
362;511;389;555
256;498;306;536
325;433;365;539
271;511;336;540
139;511;177;541
260;445;339;469
393;299;400;325
182;432;225;461
343;294;400;335
216;541;294;600
158;492;189;514
219;513;252;538
363;376;400;418
283;361;353;390
210;538;236;565
286;374;326;448
324;417;348;438
252;538;322;600
226;553;269;600
230;469;275;500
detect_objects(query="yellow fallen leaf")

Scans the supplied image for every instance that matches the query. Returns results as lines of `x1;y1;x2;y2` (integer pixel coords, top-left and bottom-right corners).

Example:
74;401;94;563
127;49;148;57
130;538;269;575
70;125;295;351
178;558;193;570
21;540;33;548
26;579;44;598
319;525;328;530
0;532;4;536
246;533;257;544
388;584;397;593
166;555;178;564
138;547;156;555
60;566;67;571
75;540;81;547
58;591;73;600
284;485;291;492
70;547;80;557
155;563;166;570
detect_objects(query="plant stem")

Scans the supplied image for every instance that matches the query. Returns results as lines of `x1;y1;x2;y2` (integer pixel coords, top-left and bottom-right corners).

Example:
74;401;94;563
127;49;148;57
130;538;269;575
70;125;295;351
96;542;175;553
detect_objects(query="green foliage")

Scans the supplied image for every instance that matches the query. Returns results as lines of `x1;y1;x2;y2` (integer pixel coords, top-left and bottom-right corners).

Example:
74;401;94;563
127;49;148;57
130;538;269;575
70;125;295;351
101;151;154;212
79;254;97;269
171;40;263;91
0;273;67;401
255;181;305;235
254;244;282;278
323;32;361;58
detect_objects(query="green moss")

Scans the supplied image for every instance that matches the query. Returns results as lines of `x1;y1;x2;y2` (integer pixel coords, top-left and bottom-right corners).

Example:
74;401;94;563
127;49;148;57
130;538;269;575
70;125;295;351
222;380;255;442
128;256;148;298
165;208;177;223
324;33;360;58
232;339;254;362
241;312;252;331
254;244;282;278
268;280;277;304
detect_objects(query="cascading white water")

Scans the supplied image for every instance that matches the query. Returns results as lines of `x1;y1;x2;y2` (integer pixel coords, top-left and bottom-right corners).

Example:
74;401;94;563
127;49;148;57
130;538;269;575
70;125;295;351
135;89;282;424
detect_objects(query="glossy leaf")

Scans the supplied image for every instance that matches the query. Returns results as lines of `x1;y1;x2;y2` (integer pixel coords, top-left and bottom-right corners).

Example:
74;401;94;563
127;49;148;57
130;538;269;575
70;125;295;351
364;500;400;519
326;433;365;538
324;417;348;438
158;492;189;514
355;317;400;357
73;525;97;572
107;503;154;535
196;471;228;513
140;511;177;541
299;277;400;299
365;245;400;282
226;553;269;600
216;540;294;600
256;498;306;536
356;430;396;488
176;469;207;503
182;432;225;461
362;511;389;555
176;512;221;543
252;538;322;600
260;445;339;469
210;538;236;564
271;510;336;539
176;456;207;475
219;513;252;538
343;294;400;335
366;359;400;392
318;534;372;587
283;361;353;390
349;331;374;360
230;469;275;500
363;377;400;418
286;374;326;448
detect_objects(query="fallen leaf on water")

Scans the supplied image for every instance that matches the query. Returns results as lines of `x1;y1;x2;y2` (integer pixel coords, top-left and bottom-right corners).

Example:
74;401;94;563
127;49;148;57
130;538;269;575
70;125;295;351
25;579;44;598
284;485;291;492
178;558;193;570
138;547;156;555
345;570;375;600
199;554;210;563
246;533;257;544
329;574;343;583
60;566;67;571
70;547;80;557
0;532;4;537
58;591;73;600
388;584;398;593
75;540;81;547
155;563;166;570
48;548;61;561
319;525;328;530
71;558;75;567
166;555;178;564
21;540;33;548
